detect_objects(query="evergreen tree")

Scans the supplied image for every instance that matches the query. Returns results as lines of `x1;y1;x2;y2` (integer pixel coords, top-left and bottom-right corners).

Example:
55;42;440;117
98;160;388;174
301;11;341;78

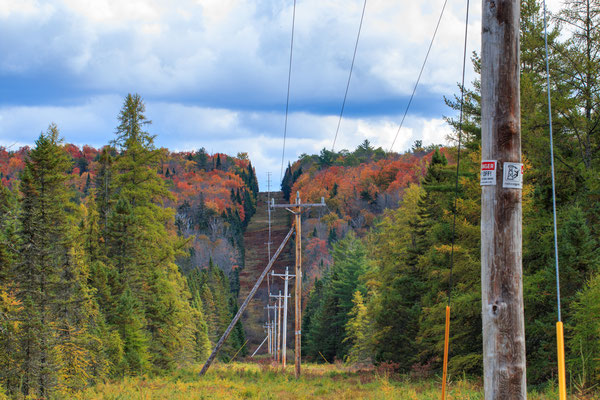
0;184;20;394
194;148;209;171
569;272;600;386
368;184;425;368
14;126;103;397
106;94;198;372
95;146;115;232
281;163;293;201
304;233;369;361
343;291;372;364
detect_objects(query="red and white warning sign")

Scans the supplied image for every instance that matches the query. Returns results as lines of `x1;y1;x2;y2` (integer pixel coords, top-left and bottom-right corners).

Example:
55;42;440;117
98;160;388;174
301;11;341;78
480;160;497;186
503;162;523;189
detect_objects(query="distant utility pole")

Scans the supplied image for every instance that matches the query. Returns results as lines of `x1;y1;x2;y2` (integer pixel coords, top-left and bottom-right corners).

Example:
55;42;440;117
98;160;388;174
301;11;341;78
272;267;295;367
270;291;288;363
200;227;294;376
263;322;272;355
265;305;277;357
271;192;326;378
481;0;527;399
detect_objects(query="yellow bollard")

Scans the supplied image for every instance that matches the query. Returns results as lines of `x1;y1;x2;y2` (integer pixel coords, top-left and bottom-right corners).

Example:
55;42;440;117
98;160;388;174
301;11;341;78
441;306;451;400
556;322;567;400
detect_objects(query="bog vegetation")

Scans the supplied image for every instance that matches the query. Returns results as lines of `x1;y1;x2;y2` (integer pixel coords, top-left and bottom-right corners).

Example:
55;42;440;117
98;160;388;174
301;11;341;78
0;0;599;399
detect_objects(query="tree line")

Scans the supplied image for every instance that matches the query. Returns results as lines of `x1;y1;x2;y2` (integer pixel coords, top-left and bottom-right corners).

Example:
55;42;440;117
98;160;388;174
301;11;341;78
0;94;256;398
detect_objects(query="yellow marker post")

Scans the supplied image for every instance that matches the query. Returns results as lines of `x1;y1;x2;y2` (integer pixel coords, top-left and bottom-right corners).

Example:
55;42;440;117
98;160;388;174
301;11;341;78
441;305;451;400
556;322;567;400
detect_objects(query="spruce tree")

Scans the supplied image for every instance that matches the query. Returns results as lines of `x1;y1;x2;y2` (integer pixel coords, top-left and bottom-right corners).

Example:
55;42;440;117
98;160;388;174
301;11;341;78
14;126;103;397
106;94;198;372
0;184;20;394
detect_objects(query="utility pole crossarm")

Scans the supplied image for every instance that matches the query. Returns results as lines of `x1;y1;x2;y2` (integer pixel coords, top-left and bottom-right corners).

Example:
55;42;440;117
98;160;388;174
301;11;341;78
270;196;327;209
271;202;326;208
271;272;296;278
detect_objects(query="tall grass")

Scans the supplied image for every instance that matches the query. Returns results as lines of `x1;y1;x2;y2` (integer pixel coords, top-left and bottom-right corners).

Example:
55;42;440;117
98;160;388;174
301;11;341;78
77;362;562;400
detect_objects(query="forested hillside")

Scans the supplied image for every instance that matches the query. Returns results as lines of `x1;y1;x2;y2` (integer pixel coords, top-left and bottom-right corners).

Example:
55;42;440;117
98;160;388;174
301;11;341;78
293;0;600;390
0;94;257;398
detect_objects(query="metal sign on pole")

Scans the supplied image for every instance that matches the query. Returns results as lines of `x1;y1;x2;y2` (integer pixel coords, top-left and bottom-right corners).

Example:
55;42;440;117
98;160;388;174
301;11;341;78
481;0;527;398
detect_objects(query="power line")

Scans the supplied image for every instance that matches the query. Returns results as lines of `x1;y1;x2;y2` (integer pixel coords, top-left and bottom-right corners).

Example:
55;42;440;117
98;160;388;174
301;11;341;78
389;0;449;152
331;0;368;152
441;2;469;398
448;0;470;304
280;0;297;182
542;0;562;324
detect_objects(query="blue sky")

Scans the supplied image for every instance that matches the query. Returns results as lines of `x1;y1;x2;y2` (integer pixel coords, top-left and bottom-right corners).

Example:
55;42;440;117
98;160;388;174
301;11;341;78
0;0;562;189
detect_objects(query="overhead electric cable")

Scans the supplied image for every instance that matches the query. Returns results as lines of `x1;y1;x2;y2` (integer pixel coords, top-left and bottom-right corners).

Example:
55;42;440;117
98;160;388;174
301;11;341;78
280;0;297;181
389;0;448;152
441;2;469;399
448;0;470;304
542;2;567;399
331;0;368;152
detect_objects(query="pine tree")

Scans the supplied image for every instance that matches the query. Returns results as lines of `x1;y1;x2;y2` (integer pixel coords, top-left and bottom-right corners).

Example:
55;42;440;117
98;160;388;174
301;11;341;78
105;94;198;373
569;272;600;386
304;233;369;361
113;287;149;375
0;184;20;394
14;125;102;397
95;147;115;232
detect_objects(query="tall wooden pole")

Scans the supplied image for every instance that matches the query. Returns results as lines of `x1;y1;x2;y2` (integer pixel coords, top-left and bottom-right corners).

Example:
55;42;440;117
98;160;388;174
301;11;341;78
481;0;527;398
270;194;323;372
294;192;302;378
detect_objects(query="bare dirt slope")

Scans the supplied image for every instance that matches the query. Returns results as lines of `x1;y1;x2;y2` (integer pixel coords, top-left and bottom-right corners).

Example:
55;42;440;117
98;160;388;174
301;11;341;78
238;191;294;352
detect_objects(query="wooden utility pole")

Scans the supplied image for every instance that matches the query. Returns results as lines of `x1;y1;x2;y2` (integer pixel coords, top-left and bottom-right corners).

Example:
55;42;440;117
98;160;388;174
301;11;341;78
294;193;302;378
271;193;325;377
272;267;294;367
481;0;527;398
199;226;294;376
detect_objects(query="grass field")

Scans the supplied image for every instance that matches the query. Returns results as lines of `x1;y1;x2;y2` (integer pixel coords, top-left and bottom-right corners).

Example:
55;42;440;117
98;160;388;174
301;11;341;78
79;361;564;400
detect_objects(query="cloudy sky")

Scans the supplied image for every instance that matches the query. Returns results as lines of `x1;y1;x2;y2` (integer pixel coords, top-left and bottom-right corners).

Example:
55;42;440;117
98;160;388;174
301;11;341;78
0;0;563;189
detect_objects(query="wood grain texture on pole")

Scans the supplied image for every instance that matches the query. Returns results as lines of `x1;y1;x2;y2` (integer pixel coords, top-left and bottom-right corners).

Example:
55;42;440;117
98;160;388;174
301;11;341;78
199;226;294;376
481;0;527;399
294;192;302;378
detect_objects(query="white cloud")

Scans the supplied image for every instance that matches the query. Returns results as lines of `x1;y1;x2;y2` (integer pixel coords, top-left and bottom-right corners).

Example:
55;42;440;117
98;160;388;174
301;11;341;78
0;0;485;102
0;0;567;189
